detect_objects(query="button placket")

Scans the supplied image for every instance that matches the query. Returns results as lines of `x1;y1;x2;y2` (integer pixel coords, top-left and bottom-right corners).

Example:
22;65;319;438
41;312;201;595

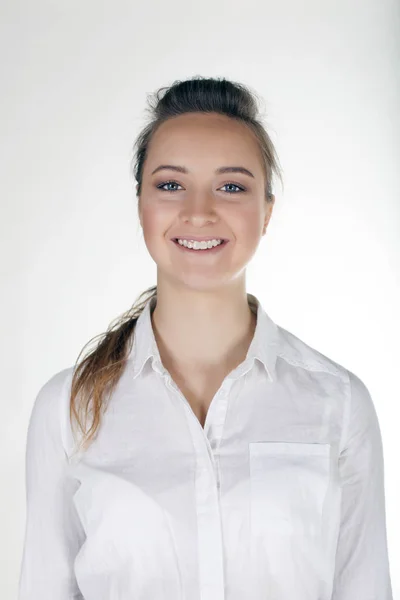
164;375;226;597
207;383;232;496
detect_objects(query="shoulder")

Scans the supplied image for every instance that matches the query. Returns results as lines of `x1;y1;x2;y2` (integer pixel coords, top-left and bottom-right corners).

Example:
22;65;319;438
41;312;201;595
275;325;380;452
276;324;348;380
276;325;373;401
28;366;76;453
32;366;75;414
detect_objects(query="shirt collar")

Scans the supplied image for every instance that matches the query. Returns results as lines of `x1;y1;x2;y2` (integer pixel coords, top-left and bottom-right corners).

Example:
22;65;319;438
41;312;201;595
128;293;280;383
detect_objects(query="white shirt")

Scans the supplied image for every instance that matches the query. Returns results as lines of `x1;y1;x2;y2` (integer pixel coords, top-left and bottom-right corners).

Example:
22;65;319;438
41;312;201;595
18;293;393;600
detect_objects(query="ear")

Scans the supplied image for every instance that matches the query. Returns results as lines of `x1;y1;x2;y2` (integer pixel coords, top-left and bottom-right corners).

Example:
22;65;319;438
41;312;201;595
137;196;142;228
262;194;275;235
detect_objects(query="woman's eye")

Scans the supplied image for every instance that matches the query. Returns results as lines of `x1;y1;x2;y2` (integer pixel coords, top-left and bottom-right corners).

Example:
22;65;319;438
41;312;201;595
157;181;182;192
156;181;245;193
222;183;245;193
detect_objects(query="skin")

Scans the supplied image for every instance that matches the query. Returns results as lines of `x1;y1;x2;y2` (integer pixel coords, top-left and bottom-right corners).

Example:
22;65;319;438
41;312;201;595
137;111;275;384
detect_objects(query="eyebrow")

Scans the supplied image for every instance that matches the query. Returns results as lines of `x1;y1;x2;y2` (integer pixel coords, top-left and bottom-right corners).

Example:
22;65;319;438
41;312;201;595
151;164;255;179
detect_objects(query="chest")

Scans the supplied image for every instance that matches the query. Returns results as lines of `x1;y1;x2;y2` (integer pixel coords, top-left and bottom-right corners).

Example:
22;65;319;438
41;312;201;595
168;369;229;428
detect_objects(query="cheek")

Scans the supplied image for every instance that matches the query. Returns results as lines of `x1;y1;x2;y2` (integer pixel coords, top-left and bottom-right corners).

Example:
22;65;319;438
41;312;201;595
140;205;168;240
230;206;264;242
140;201;263;245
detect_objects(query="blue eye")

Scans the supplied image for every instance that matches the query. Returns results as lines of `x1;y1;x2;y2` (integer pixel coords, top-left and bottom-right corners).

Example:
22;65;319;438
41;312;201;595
156;181;245;193
222;183;245;193
157;181;182;192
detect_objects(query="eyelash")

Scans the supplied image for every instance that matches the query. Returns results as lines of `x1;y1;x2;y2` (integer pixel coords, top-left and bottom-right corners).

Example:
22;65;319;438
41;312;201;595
156;180;246;194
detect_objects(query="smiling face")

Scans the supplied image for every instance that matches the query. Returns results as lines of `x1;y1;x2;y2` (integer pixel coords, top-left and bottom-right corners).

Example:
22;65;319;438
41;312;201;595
137;112;275;292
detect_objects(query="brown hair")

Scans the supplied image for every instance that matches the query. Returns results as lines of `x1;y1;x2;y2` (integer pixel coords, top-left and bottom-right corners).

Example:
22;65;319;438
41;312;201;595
69;76;283;455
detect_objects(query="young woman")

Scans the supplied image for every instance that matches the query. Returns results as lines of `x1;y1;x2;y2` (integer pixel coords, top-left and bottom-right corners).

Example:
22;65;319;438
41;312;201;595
18;76;393;600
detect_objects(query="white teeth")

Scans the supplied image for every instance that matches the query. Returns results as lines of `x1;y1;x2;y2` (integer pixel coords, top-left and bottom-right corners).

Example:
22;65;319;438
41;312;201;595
176;239;223;250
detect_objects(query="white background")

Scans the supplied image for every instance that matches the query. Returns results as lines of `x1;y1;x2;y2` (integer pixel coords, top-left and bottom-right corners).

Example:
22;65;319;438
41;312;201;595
1;0;399;597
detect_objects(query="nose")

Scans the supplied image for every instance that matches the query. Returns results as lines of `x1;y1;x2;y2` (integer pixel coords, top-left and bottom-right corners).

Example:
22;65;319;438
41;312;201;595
180;193;218;224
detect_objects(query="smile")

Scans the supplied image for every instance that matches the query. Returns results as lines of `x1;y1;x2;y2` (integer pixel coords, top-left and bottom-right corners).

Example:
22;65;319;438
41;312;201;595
171;239;229;254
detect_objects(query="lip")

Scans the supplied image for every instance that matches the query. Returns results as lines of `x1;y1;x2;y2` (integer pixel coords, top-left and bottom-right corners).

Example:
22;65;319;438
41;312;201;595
171;236;229;242
171;238;229;254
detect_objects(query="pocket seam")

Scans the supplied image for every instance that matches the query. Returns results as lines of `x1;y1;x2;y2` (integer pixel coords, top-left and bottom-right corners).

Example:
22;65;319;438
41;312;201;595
249;441;331;458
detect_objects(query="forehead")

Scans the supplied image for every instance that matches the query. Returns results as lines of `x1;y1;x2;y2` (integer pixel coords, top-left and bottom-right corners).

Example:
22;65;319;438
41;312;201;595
146;112;263;167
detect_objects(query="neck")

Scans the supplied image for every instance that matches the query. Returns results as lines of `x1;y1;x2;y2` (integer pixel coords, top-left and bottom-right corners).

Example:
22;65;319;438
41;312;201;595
150;283;257;374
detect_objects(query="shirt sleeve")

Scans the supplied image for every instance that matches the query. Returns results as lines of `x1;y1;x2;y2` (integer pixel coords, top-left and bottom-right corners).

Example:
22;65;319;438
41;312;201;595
18;370;85;600
331;370;393;599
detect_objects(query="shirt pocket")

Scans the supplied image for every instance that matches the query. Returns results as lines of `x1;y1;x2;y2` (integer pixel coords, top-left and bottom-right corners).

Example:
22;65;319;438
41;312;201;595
249;441;331;537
